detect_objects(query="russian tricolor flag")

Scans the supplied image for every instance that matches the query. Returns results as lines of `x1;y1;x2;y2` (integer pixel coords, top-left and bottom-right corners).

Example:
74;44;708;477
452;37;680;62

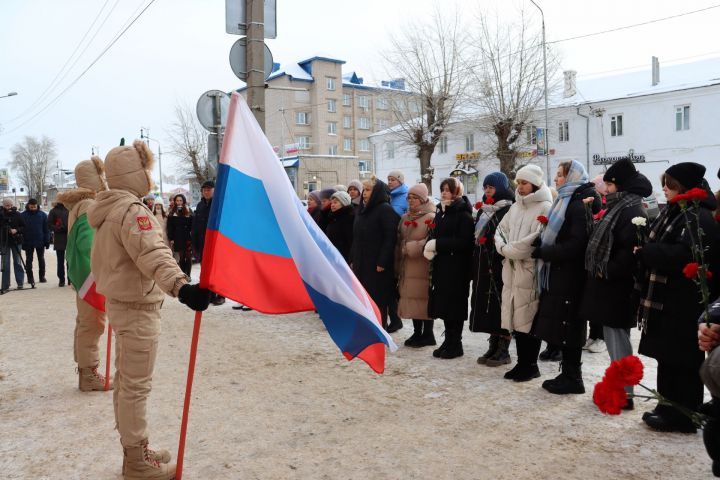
199;92;397;373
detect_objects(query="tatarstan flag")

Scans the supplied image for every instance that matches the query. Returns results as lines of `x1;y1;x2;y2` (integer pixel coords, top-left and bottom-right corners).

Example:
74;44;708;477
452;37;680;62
67;212;105;312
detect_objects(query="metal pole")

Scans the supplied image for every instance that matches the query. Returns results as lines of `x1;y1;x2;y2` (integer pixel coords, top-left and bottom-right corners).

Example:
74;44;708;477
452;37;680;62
246;0;265;131
576;107;590;172
530;0;550;183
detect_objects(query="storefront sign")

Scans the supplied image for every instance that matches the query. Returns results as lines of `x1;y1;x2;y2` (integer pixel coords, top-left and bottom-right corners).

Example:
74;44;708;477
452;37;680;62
455;152;480;161
592;153;646;165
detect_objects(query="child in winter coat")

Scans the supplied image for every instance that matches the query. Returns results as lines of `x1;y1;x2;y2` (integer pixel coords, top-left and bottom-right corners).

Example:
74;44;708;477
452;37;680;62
494;165;552;382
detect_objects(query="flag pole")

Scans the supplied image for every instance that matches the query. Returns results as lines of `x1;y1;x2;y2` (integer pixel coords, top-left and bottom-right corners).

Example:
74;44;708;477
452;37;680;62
104;324;112;391
175;310;203;480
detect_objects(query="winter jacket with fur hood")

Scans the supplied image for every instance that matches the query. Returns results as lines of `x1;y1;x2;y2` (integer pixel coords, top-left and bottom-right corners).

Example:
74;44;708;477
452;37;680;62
494;184;553;333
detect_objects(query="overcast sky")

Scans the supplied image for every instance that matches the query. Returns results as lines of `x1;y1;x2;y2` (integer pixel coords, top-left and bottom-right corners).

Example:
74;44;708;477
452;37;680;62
1;0;718;186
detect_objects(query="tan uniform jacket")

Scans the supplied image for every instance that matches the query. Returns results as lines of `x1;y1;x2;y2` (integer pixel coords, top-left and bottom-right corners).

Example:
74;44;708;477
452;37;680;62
87;189;187;304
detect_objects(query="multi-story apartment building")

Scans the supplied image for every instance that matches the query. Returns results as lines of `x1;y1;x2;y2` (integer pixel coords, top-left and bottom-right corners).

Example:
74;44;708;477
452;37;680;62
372;57;720;201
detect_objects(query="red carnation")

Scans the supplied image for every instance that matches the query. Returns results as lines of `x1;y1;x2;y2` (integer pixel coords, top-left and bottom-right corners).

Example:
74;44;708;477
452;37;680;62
537;215;549;225
605;355;644;387
670;192;690;204
706;270;714;280
424;219;433;225
429;223;436;229
475;201;483;209
683;262;700;279
686;187;708;201
593;380;628;415
715;213;720;223
404;221;412;226
479;236;488;245
411;221;418;227
485;196;495;205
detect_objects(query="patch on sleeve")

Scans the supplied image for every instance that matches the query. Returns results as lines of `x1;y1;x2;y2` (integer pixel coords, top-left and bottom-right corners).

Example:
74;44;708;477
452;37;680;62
136;216;153;231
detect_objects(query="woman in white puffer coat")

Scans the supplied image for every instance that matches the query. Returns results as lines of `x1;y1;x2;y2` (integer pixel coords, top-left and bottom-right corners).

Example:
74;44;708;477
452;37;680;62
494;164;552;382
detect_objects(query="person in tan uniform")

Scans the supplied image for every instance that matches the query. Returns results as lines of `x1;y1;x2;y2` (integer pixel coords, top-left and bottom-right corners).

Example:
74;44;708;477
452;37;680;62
57;157;113;392
87;140;210;480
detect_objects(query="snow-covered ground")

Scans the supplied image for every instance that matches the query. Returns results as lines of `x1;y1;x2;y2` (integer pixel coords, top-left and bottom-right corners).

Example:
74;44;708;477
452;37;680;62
0;253;713;479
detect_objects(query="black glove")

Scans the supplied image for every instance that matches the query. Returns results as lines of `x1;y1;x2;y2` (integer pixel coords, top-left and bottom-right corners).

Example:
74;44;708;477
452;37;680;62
531;237;541;247
531;246;542;259
178;283;211;311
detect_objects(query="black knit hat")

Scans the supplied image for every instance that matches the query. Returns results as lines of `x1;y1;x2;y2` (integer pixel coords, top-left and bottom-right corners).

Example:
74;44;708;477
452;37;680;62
201;180;215;189
603;159;637;186
666;162;706;189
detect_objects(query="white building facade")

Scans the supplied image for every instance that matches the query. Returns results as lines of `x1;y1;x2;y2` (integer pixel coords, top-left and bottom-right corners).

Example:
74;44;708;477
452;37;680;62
372;57;720;202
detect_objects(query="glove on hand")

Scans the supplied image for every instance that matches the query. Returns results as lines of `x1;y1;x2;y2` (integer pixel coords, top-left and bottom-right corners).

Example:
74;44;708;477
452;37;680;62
531;236;541;248
423;239;437;261
531;246;542;259
178;283;211;311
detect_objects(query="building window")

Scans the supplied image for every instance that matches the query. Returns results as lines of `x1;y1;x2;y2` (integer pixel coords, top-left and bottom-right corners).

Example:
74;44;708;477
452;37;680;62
343;115;352;129
377;119;388;131
386;142;395;159
295;112;310;125
526;125;537;145
358;95;370;110
675;105;690;131
465;134;474;152
296;136;311;150
327;122;337;135
439;136;447;154
359;138;370;152
359;117;371;130
610;114;623;137
343;138;353;151
343;93;351;106
327;99;336;113
358;160;369;172
328;144;338;155
326;77;336;91
376;97;388;110
559;121;570;142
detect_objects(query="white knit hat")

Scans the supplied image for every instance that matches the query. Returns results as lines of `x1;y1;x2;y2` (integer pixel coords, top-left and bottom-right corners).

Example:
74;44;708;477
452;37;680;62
331;191;352;207
388;170;405;184
515;165;545;187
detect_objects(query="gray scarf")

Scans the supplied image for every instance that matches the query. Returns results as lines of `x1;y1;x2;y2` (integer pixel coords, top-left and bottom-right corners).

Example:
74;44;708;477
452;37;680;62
474;199;513;240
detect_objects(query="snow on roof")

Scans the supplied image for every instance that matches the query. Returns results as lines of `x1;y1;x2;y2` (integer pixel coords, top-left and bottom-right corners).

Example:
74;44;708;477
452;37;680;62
554;57;720;107
266;61;314;82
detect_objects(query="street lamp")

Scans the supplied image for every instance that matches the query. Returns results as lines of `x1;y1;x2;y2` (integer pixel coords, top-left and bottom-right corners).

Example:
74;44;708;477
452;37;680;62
529;0;551;184
140;127;164;200
0;91;18;99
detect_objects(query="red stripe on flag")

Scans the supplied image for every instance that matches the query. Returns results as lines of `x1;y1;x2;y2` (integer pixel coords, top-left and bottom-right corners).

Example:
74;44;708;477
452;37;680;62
200;230;315;314
84;282;106;312
343;343;386;374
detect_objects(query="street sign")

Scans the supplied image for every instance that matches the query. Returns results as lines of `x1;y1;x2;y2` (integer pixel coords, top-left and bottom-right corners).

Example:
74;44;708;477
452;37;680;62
229;38;274;81
226;0;277;38
196;90;230;132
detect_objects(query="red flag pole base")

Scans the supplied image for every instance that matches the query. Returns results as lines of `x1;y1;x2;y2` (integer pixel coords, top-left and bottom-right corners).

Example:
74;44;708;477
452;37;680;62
176;310;203;480
104;324;112;391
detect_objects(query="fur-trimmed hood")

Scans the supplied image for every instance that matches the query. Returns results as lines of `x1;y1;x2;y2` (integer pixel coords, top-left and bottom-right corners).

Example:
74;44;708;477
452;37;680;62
104;140;155;197
57;188;96;209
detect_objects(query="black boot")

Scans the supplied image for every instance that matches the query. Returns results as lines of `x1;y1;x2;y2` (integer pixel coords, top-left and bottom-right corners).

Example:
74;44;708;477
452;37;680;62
415;320;436;347
404;320;424;347
512;363;541;382
542;362;585;394
486;336;512;367
477;335;499;365
439;320;464;359
433;320;450;358
539;344;562;362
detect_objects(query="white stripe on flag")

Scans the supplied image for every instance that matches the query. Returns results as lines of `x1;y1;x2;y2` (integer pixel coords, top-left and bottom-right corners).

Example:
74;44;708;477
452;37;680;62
78;273;95;299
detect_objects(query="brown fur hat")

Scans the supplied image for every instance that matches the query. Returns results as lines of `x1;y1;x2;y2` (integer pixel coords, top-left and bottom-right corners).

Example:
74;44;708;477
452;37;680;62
57;156;108;207
104;140;155;197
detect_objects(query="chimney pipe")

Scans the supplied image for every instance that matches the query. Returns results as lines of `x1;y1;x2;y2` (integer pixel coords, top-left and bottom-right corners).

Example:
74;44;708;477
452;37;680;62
563;70;577;98
652;56;660;86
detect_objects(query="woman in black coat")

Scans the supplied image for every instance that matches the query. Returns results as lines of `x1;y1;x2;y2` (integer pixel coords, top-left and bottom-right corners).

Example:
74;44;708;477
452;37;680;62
424;177;475;359
531;160;600;394
580;160;652;409
167;194;194;278
325;191;354;263
636;162;720;434
351;179;400;330
469;172;515;366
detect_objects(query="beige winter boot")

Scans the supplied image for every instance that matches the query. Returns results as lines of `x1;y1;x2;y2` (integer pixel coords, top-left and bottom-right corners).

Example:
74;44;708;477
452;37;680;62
122;443;171;476
123;440;176;480
78;366;113;392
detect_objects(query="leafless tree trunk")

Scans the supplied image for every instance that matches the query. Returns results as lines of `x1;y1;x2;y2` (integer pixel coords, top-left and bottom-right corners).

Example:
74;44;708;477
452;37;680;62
468;10;560;179
381;6;470;194
167;103;214;185
10;135;57;200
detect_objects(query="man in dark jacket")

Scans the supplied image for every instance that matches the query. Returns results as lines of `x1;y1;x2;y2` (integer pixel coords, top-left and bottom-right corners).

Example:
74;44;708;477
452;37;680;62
47;201;69;286
192;180;225;305
20;198;50;285
1;197;26;292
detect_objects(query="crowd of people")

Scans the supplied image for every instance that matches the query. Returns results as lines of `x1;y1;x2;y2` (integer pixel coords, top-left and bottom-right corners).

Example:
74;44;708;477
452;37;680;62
310;160;720;443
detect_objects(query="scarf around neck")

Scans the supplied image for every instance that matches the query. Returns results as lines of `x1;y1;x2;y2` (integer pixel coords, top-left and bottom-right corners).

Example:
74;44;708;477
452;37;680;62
474;199;513;239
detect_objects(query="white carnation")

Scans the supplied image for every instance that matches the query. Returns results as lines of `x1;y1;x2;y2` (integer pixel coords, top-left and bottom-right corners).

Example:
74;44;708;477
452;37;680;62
631;216;647;227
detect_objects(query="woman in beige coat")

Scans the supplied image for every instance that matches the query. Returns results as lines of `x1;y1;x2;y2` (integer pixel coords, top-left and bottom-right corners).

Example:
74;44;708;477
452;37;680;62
494;164;552;382
396;183;436;347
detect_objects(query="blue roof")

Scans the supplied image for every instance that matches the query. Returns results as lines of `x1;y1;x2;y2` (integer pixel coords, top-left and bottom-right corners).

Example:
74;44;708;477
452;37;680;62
297;56;346;65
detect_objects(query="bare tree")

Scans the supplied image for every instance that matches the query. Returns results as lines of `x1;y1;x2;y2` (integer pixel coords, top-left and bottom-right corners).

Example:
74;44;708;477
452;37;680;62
167;103;213;185
381;7;470;194
10;135;57;200
468;10;560;178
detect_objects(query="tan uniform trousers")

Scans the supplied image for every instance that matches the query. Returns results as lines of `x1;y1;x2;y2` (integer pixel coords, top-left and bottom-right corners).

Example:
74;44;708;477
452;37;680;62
108;301;162;448
74;294;107;368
